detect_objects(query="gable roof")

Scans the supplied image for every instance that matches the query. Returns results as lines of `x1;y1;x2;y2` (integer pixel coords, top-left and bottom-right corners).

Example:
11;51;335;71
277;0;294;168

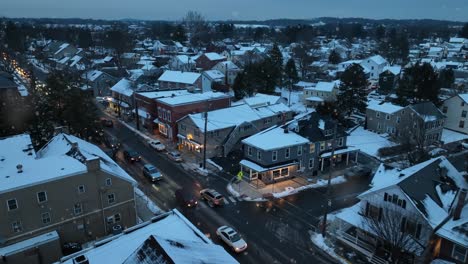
59;210;238;264
158;70;201;84
360;157;467;228
367;55;388;65
242;126;309;151
203;52;226;61
156;91;229;106
458;94;468;104
409;102;445;121
296;112;347;142
110;78;134;97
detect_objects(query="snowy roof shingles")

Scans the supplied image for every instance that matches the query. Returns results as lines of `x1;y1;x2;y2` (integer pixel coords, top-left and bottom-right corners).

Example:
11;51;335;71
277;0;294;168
111;78;134;97
158;70;201;85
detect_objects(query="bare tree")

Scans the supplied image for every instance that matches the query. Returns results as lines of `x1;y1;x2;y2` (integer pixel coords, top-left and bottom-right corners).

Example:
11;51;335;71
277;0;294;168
182;11;207;40
362;201;423;263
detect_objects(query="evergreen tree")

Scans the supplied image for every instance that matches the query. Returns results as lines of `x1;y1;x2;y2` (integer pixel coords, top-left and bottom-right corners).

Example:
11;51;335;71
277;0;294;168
328;49;342;64
232;72;247;100
336;64;368;117
396;63;440;105
5;21;26;52
269;44;283;69
375;25;386;40
460;23;468;38
173;24;187;42
284;58;298;86
77;30;93;48
438;68;454;89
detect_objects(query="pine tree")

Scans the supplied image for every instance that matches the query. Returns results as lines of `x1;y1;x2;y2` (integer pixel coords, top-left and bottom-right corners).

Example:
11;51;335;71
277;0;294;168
460;23;468;38
232;72;247;100
268;44;283;86
77;30;93;48
336;64;368;117
396;63;440;105
328;49;342;64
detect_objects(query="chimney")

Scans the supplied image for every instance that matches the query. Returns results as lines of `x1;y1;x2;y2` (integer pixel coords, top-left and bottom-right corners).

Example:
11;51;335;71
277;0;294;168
73;255;89;264
16;164;23;173
54;126;69;135
283;128;289;134
86;157;100;172
453;189;467;221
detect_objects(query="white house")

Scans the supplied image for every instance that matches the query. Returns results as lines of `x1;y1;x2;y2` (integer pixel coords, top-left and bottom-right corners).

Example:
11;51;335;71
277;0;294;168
441;94;468;134
201;70;225;92
212;61;241;85
302;80;339;106
333;157;468;263
360;55;389;80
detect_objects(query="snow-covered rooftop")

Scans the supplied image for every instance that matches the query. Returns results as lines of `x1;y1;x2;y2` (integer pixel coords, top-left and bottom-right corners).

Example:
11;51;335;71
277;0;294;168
0;231;59;256
158;70;201;84
203;70;225;80
156;91;229;106
366;55;388;65
188;103;291;132
59;210;238;264
305;81;339;92
382;65;401;75
242;126;309;150
137;90;191;99
203;52;226;61
459;93;468;104
347;126;396;157
367;100;403;114
436;201;468;246
233;93;281;108
110;78;134;97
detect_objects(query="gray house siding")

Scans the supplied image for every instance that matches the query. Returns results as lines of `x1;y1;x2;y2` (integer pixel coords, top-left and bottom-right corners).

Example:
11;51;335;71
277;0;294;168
0;170;136;248
366;108;399;135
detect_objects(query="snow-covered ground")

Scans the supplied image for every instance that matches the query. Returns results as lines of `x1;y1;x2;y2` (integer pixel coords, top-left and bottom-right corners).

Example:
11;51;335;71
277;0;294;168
207;159;223;171
134;188;162;215
277;87;309;113
272;176;346;198
348;126;396;157
310;233;349;264
441;128;468;144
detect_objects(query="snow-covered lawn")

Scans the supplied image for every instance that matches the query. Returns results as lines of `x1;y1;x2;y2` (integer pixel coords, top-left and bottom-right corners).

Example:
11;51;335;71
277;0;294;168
348;126;396;157
441;129;468;144
272;176;346;198
207;159;223;171
310;233;349;264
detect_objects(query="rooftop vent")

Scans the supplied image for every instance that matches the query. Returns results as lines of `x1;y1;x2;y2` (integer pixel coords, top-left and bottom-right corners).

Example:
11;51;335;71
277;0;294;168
73;255;89;264
16;164;23;174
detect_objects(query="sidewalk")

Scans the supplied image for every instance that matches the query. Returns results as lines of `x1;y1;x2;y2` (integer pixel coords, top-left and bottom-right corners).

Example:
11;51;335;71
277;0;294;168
228;167;349;201
102;108;223;176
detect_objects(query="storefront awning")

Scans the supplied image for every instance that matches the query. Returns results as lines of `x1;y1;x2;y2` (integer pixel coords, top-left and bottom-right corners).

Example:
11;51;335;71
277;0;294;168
320;147;359;158
240;159;299;173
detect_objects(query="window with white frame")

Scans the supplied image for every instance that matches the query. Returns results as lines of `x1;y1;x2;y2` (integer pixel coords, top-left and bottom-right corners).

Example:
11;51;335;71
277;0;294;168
309;158;314;169
37;191;47;203
247;146;252;156
385;114;390;120
376;112;380;118
77;185;86;194
320;142;325;151
338;138;344;146
11;221;22;233
7;199;18;211
272;151;277;161
297;145;302;156
309;144;315;154
452;244;467;262
41;212;51;224
285;148;290;158
105;178;112;186
257;151;262;160
280;168;288;176
107;213;122;224
108;193;116;204
396;116;401;123
74;203;82;215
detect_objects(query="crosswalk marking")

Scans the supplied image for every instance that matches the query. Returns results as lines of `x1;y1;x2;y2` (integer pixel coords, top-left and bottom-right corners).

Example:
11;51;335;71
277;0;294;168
152;185;159;191
223;198;230;205
228;196;237;203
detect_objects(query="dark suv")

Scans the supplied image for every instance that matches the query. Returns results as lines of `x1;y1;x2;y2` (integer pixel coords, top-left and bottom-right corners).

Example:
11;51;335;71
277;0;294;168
175;189;198;208
123;149;141;163
200;188;224;207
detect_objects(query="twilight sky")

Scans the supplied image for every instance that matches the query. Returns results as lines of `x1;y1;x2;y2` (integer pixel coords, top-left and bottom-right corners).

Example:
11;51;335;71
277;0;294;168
1;0;467;21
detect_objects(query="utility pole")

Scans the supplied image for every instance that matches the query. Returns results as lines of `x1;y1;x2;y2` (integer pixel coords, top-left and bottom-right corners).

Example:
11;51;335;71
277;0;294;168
202;110;208;170
321;119;338;237
134;93;140;131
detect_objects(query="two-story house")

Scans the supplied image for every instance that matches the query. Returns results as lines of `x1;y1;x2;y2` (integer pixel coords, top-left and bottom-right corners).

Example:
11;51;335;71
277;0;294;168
366;101;404;135
110;78;134;116
157;70;202;91
333;157;468;264
168;55;197;72
441;94;468;135
0;133;137;264
201;70;226;92
378;66;401;94
82;70;119;97
303;81;339;107
155;92;231;141
366;101;445;146
239;112;357;184
212;61;241;86
360;55;389;80
195;52;226;71
177;103;293;160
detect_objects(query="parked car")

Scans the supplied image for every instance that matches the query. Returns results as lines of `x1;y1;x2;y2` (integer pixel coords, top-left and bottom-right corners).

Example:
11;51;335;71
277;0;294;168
344;165;372;180
101;118;114;127
123;149;141;163
147;139;166;151
175;189;198;208
216;226;248;253
167;151;182;162
142;164;162;182
200;188;224;207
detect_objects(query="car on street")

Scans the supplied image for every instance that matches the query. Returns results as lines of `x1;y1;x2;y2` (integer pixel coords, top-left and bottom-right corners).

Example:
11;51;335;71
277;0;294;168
123;149;141;163
175;188;198;208
100;118;114;127
147;139;166;151
167;151;182;162
103;135;121;150
142;164;162;182
200;188;224;207
216;226;248;253
344;165;372;180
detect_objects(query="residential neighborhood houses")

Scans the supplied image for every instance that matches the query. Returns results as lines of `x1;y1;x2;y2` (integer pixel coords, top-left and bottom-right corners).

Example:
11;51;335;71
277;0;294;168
0;15;467;264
